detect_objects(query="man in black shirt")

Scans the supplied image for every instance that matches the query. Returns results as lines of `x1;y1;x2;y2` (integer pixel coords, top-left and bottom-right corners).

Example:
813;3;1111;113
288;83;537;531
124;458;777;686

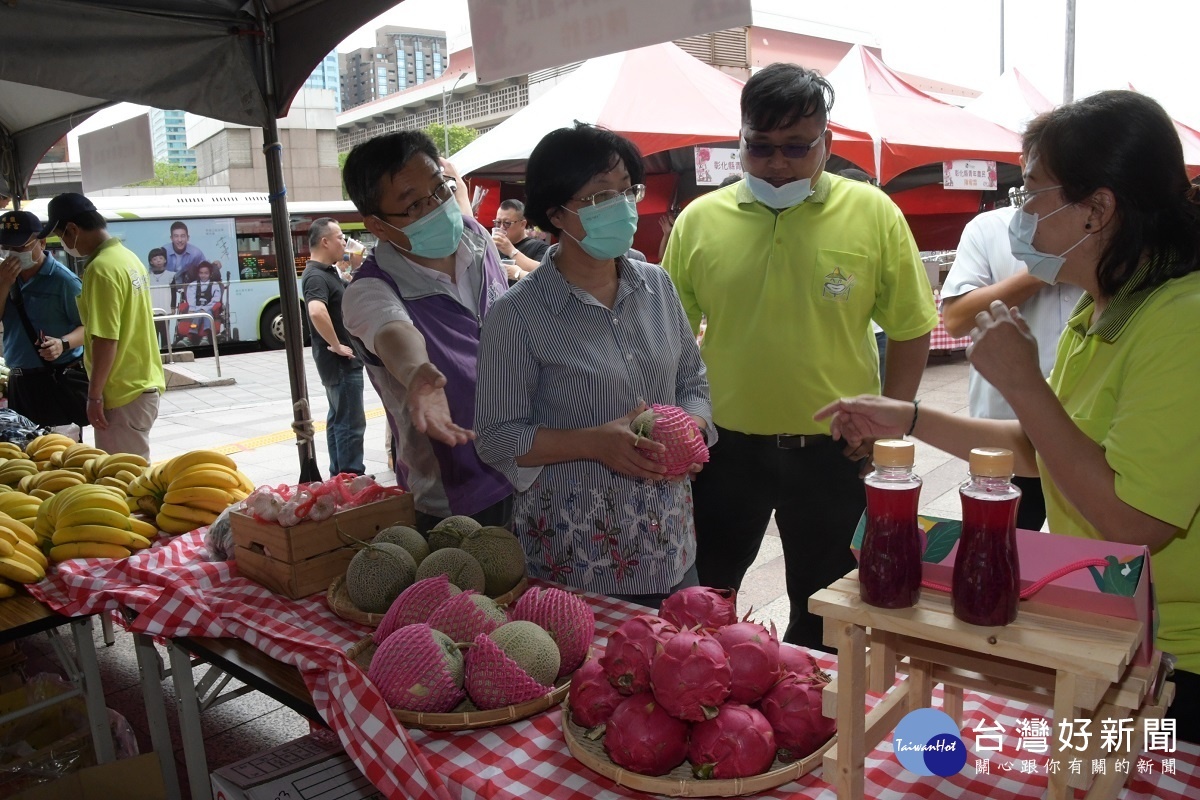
491;199;549;283
301;218;366;476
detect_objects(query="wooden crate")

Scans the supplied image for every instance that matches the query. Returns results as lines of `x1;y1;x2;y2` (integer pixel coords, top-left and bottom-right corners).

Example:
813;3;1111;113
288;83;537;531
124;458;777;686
230;494;414;599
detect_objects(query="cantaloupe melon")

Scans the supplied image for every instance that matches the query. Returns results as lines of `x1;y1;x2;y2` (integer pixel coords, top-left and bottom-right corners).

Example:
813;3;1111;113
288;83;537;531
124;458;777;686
428;515;481;551
489;620;561;687
460;526;526;596
414;547;486;593
373;525;430;566
346;543;417;613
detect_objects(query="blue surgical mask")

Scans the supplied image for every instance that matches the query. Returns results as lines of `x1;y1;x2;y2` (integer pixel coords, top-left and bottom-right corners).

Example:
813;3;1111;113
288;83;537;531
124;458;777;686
563;195;639;260
1007;197;1090;284
381;196;463;259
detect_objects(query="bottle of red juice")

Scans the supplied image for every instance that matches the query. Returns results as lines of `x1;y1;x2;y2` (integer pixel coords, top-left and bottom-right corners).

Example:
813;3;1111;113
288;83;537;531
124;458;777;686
859;439;923;609
953;447;1022;626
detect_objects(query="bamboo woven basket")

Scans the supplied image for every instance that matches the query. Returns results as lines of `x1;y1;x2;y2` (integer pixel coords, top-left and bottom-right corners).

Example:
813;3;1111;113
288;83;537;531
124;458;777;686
561;697;835;797
328;575;529;628
347;634;567;731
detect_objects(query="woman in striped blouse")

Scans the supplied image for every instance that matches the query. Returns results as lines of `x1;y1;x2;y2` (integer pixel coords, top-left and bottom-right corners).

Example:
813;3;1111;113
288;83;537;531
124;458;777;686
475;123;714;609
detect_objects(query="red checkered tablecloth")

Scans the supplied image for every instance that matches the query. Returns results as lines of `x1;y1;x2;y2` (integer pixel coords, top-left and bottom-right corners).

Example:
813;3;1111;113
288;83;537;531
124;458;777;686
930;289;974;352
28;535;1200;800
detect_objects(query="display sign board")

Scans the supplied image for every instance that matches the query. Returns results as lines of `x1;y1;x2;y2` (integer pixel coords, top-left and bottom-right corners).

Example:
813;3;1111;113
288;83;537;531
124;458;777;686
469;0;752;81
942;159;998;190
694;147;742;186
78;114;154;192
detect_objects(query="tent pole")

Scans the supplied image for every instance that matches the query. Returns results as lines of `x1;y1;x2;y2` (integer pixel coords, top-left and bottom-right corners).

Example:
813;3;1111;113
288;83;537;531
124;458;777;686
256;2;321;483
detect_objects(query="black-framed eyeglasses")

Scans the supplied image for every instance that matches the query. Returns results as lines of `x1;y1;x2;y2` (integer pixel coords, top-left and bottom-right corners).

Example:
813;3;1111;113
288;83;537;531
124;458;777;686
570;184;646;208
377;178;456;221
742;130;827;160
491;219;520;229
1007;184;1061;207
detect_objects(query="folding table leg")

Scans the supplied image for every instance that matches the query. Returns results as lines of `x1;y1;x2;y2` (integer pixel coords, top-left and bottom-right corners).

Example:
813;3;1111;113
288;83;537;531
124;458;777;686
170;642;213;800
70;618;116;763
134;634;181;800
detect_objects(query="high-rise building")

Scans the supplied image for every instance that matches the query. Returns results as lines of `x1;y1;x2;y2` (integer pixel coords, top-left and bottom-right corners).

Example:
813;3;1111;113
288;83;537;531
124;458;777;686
305;51;342;112
149;109;196;170
339;26;446;111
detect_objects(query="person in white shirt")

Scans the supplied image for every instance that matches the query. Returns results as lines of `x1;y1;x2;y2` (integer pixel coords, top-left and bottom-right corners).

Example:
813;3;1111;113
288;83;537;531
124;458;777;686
941;205;1083;529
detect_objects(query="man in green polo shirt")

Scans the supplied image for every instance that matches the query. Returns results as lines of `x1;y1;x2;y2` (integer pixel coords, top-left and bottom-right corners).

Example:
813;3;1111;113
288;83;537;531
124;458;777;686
40;193;165;459
662;63;938;649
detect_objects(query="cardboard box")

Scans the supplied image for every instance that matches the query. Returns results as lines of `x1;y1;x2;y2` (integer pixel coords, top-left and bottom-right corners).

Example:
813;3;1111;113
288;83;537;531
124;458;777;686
851;514;1155;664
11;753;166;800
211;731;382;800
231;494;414;599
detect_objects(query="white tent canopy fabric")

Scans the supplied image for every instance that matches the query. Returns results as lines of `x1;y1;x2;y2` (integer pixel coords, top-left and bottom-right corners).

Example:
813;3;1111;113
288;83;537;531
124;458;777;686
965;68;1054;136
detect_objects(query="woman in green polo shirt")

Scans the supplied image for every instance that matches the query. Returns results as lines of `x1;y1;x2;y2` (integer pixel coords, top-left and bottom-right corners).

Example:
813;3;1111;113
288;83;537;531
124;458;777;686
816;90;1200;742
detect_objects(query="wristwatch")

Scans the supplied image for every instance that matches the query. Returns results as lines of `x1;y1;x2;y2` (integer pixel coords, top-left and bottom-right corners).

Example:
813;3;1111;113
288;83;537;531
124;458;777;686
60;337;69;350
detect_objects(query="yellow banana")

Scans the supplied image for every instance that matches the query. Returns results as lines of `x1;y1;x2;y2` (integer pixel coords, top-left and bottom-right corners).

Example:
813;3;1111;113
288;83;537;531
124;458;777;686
50;542;131;561
126;532;153;550
2;504;41;522
163;486;232;507
169;468;239;491
125;496;140;514
56;486;130;517
100;453;150;470
0;526;17;546
0;485;10;493
31;489;55;500
236;471;255;493
52;525;138;547
95;476;130;491
128;479;157;498
0;555;42;583
0;539;14;559
228;488;250;502
166;450;239;482
56;507;133;531
0;443;26;458
39;476;85;493
128;517;158;540
154;513;197;535
114;469;140;484
16;476;33;493
13;539;47;569
0;492;39;510
49;451;66;469
0;516;38;546
159;503;218;525
0;582;17;598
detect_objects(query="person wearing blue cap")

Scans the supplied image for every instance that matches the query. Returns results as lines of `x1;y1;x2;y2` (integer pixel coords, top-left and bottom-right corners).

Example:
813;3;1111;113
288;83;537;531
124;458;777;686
39;193;165;458
0;209;87;431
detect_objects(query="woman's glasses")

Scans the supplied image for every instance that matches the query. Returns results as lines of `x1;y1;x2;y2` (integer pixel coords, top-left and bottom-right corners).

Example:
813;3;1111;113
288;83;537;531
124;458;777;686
571;184;646;207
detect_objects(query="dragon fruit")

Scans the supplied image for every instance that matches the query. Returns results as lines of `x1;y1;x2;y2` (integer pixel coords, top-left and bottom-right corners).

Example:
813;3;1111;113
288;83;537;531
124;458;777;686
758;670;836;762
604;693;690;776
368;623;465;712
375;574;461;644
426;591;508;643
687;703;777;779
650;629;731;722
568;655;626;730
463;632;553;710
630;403;710;478
600;615;679;695
713;620;781;705
510;587;596;678
778;644;822;679
659;586;738;631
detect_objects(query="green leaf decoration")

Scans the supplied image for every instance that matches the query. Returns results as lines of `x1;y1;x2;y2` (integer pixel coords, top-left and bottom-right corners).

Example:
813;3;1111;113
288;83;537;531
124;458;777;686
1087;554;1143;597
922;521;961;563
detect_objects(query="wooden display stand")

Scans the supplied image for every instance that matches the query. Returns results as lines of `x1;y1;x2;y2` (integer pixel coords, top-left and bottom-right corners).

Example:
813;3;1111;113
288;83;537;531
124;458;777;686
809;571;1173;800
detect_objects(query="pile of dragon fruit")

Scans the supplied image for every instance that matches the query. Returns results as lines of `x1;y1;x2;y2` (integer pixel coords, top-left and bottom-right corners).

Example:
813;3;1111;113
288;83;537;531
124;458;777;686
568;586;836;780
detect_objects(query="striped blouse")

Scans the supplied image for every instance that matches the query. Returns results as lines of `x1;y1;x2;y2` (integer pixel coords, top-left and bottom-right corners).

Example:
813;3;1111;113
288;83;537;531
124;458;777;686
474;249;714;596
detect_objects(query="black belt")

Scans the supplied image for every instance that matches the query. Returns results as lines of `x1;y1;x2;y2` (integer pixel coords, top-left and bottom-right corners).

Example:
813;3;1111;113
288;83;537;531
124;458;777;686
722;428;834;449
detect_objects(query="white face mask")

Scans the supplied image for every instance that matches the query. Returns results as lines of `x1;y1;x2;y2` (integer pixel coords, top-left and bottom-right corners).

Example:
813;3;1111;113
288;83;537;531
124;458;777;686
2;250;35;270
744;156;824;209
61;227;83;259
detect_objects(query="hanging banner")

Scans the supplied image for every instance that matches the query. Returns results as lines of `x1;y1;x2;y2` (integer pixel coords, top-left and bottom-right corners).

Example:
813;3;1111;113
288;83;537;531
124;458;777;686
694;147;742;186
943;160;998;190
469;0;753;82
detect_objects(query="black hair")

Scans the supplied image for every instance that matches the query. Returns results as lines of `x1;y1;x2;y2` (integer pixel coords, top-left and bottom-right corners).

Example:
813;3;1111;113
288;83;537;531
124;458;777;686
147;247;167;261
524;122;645;235
1024;90;1200;297
343;131;440;217
67;212;106;231
499;199;525;215
838;168;874;184
718;174;743;187
195;261;213;277
308;217;339;248
170;221;188;234
740;63;835;133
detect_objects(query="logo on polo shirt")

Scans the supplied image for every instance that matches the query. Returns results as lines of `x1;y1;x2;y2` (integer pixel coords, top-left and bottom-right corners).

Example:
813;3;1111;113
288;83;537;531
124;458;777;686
822;267;854;301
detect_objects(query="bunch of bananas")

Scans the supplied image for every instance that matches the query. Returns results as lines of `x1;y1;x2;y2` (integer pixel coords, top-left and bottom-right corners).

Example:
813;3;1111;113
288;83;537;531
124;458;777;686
0;458;39;489
17;468;88;498
128;449;254;535
0;442;25;461
0;510;48;590
25;433;78;469
55;444;109;476
37;484;156;562
84;453;149;494
0;491;42;530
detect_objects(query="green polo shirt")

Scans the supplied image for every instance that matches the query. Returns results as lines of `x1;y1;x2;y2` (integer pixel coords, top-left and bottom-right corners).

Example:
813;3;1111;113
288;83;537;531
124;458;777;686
1040;264;1200;672
78;238;166;408
663;173;937;434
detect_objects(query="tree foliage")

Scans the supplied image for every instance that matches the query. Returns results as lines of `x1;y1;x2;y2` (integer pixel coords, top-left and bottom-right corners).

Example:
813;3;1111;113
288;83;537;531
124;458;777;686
423;123;479;157
132;161;198;187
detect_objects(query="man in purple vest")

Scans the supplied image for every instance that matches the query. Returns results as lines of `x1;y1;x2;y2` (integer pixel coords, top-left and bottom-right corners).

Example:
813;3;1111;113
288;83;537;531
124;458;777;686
342;131;513;531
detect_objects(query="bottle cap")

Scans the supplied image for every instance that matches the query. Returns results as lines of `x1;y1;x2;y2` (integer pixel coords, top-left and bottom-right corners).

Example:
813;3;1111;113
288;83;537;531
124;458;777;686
873;439;915;468
969;447;1014;477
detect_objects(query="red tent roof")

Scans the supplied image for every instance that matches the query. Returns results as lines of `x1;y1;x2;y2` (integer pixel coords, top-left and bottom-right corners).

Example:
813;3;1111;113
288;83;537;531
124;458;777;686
825;45;1023;184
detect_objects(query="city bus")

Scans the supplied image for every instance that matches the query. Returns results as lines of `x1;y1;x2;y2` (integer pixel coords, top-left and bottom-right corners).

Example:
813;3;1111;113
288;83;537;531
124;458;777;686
21;193;373;349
